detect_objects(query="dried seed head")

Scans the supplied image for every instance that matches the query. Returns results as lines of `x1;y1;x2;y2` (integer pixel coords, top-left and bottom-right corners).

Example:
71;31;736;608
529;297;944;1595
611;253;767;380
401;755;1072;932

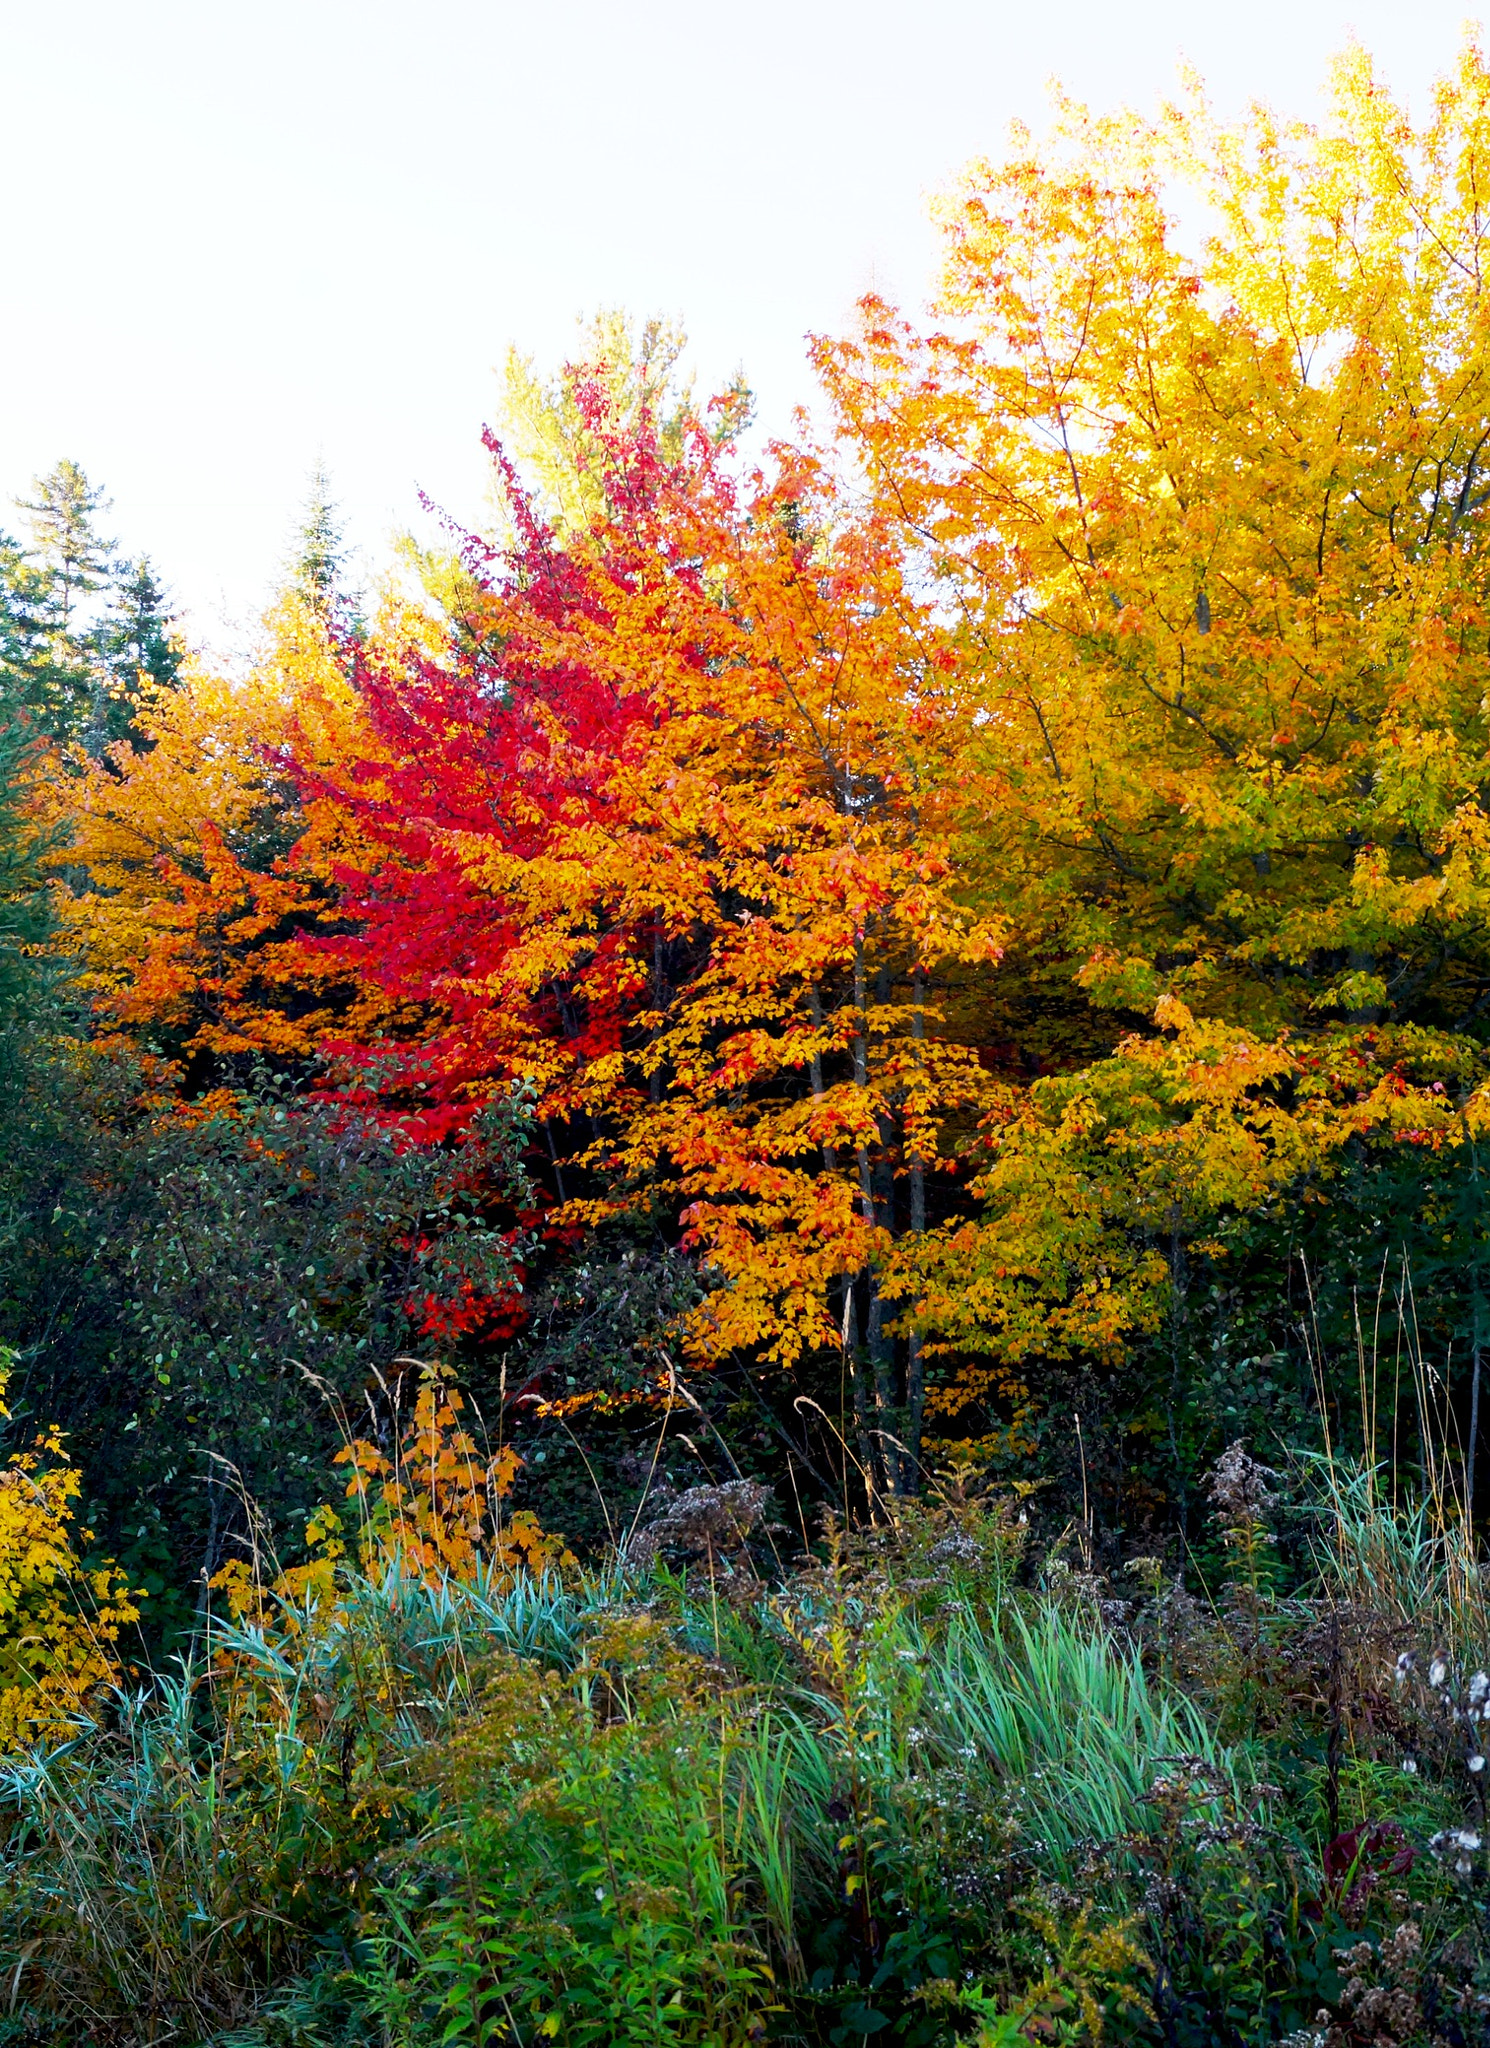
1430;1657;1449;1688
1206;1441;1280;1522
626;1479;774;1574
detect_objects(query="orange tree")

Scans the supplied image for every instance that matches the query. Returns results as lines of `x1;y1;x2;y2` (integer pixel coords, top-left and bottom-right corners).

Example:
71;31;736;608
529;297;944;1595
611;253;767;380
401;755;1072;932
300;381;1004;1502
48;593;397;1076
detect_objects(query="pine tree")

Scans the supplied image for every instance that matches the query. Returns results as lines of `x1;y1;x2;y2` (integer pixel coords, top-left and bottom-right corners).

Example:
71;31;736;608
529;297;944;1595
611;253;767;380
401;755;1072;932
98;556;182;699
0;718;55;1019
291;462;344;615
10;461;117;753
0;531;69;736
18;461;113;637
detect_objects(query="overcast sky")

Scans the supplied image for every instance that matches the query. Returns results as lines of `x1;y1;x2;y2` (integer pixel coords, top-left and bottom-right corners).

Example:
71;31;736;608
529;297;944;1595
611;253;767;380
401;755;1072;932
1;0;1482;652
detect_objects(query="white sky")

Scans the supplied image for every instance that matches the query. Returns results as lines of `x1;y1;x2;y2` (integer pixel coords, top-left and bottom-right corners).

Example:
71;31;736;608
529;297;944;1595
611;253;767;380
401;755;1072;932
0;0;1480;653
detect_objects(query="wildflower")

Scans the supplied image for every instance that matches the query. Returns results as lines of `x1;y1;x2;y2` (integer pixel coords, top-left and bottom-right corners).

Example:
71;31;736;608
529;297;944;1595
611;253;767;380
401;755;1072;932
1470;1754;1486;1773
1432;1828;1482;1862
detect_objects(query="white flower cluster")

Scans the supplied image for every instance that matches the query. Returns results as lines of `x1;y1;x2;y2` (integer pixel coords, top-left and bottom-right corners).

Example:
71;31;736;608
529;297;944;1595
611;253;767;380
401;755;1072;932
1394;1654;1489;1773
1429;1826;1482;1877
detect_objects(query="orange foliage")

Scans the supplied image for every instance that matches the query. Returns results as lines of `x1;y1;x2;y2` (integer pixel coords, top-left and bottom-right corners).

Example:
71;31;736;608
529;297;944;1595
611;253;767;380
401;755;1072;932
335;1366;569;1581
49;595;397;1061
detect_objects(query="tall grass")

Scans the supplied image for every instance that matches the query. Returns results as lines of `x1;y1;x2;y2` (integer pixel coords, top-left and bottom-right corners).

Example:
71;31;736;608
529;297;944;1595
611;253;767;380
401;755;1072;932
930;1606;1242;1870
1303;1451;1489;1658
0;1564;620;2041
1;1466;1487;2044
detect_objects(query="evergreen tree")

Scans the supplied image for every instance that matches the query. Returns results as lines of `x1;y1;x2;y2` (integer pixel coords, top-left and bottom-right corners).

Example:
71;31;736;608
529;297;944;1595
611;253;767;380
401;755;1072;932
17;460;113;638
3;467;178;756
291;462;344;616
7;462;117;753
97;555;182;705
0;531;69;737
0;718;56;1019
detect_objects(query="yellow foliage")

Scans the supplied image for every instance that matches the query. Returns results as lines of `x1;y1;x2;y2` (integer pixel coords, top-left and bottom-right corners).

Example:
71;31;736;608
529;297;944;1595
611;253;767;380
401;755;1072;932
976;1903;1153;2046
212;1363;570;1631
335;1364;570;1582
820;39;1490;1039
0;1351;138;1748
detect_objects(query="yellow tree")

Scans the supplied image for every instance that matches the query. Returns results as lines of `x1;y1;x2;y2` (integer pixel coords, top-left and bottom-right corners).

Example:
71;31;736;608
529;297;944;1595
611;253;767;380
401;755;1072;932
0;1350;137;1748
816;42;1490;1426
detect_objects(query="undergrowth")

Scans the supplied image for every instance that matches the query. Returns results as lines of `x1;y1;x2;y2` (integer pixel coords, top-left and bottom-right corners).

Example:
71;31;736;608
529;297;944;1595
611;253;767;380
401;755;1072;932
1;1456;1488;2047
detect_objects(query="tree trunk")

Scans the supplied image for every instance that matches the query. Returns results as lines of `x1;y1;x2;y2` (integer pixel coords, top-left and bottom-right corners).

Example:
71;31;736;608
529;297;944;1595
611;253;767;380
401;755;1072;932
852;932;893;1498
650;922;665;1103
813;983;874;1504
906;963;927;1493
808;986;837;1172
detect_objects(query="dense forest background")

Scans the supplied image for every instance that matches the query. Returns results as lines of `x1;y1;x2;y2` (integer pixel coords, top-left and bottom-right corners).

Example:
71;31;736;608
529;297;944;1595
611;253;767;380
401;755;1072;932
5;50;1490;2048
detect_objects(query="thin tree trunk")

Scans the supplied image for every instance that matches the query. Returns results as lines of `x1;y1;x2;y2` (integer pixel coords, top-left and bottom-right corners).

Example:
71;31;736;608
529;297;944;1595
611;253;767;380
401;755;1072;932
811;980;874;1511
808;986;837;1172
543;1119;568;1203
1167;1213;1189;1553
906;962;927;1493
650;922;665;1103
842;1281;877;1516
852;931;892;1498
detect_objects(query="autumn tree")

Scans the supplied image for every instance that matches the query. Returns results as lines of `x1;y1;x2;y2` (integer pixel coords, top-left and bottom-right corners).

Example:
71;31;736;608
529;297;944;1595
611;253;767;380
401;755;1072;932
291;359;1003;1500
50;594;389;1071
812;41;1490;1504
493;311;749;538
